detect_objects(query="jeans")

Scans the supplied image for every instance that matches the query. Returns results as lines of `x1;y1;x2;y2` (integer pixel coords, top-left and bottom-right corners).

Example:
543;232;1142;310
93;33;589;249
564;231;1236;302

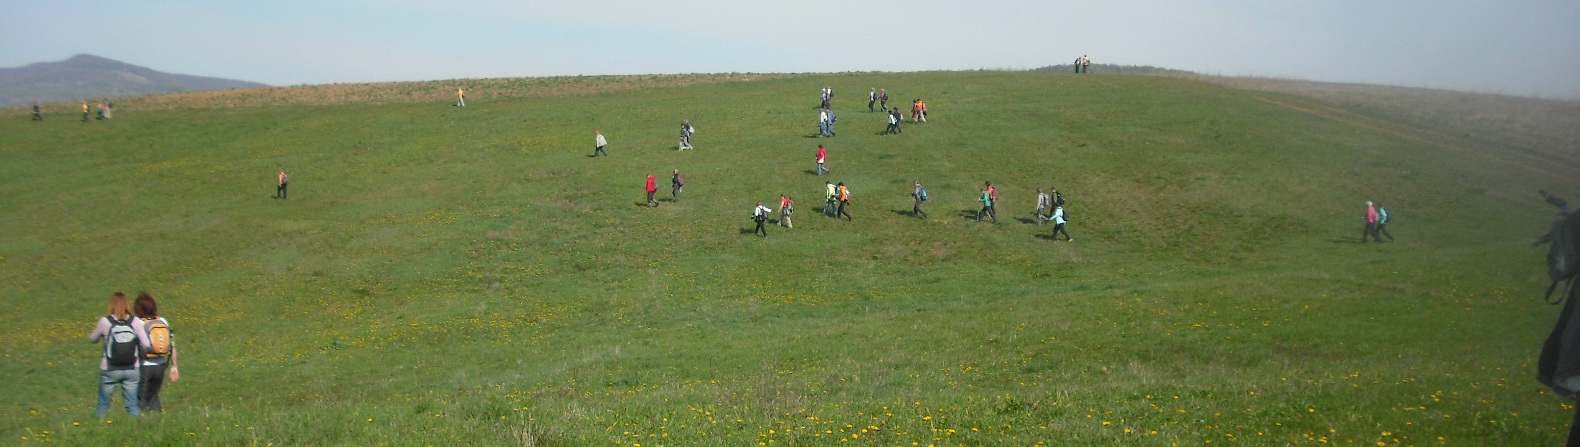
140;364;167;413
816;162;828;175
277;183;288;199
594;145;607;156
914;198;928;218
823;199;835;215
97;368;141;417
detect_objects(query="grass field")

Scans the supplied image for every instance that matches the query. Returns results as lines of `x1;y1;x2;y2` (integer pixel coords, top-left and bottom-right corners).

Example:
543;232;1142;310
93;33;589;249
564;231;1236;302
2;70;1578;446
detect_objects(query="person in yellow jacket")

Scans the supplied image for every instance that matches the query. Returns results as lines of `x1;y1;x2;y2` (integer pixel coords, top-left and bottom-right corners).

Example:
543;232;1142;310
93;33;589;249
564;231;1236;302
82;102;90;122
456;88;465;107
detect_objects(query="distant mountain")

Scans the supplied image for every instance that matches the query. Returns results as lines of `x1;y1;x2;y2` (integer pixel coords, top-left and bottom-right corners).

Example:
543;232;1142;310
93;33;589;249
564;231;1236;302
0;54;267;107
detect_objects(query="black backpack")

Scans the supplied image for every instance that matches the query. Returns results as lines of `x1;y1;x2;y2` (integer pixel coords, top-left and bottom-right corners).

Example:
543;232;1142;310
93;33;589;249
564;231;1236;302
1054;192;1066;207
104;316;139;368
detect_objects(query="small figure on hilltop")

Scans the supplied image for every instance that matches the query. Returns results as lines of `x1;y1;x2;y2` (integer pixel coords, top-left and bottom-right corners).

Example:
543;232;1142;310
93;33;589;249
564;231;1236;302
1050;205;1072;241
97;102;107;120
646;174;659;207
1362;201;1381;243
593;130;609;157
820;87;831;109
134;292;179;413
31;103;42;121
276;169;289;199
752;201;773;237
913;180;930;218
1084;55;1092;73
918;99;928;122
105;100;113;119
1372;202;1394;241
456;88;466;107
779;195;795;228
836;182;853;221
81;102;90;122
868;88;877;112
671;169;684;203
823;181;837;216
986;181;1000;222
1074;56;1083;73
88;292;150;418
678;120;696;150
879;89;889;110
815;144;830;176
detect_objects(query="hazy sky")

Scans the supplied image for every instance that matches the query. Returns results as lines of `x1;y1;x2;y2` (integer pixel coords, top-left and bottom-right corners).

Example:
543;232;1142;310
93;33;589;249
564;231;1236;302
4;0;1578;98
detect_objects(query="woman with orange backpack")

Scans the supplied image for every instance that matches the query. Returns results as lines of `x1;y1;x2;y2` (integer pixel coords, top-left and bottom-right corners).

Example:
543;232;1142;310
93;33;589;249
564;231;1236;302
134;292;179;413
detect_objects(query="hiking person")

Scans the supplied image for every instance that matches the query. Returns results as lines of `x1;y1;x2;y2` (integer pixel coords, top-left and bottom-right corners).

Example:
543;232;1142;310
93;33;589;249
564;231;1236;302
892;108;904;133
1376;202;1395;242
276;170;289;199
31;103;42;121
1051;187;1066;207
82;102;90;122
671;169;684;203
826;108;837;136
815;145;829;176
820;87;831;109
779;195;795;228
134;292;178;413
885;109;899;135
977;187;995;223
1534;190;1580;445
879;89;889;110
646;174;659;207
678;120;695;150
868;88;877;112
1083;55;1091;73
819;108;832;137
752;201;773;237
1362;201;1381;243
986;181;1000;222
835;182;853;221
1035;188;1051;225
105;100;113;119
96;102;106;120
593;130;609;157
87;292;149;417
456;88;465;107
917;99;928;122
823;182;837;216
1051;206;1072;241
911;99;922;122
1074;56;1083;73
913;181;929;218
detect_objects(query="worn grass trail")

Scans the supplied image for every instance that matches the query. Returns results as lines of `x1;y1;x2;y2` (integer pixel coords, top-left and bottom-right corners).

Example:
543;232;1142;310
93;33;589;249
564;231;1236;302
0;71;1574;445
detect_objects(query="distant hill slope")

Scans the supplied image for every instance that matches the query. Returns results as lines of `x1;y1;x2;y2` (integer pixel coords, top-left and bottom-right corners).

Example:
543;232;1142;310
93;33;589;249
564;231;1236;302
0;54;267;107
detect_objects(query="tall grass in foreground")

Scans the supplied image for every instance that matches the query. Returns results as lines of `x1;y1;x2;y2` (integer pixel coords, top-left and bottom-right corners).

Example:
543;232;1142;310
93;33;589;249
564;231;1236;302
0;71;1576;445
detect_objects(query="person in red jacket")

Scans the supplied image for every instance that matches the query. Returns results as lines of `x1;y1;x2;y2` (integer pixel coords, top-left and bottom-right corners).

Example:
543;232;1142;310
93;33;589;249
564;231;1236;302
646;175;659;207
815;145;829;176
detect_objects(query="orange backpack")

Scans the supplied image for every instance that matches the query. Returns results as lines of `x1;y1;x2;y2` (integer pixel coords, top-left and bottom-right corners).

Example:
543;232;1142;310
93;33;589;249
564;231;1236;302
143;318;172;358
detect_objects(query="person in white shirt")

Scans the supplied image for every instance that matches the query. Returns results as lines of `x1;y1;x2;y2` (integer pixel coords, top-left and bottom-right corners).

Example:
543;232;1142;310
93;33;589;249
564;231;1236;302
752;202;774;236
593;131;608;157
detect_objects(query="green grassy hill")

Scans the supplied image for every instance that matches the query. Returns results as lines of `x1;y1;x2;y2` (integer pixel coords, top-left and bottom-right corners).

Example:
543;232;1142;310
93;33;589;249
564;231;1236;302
2;71;1576;445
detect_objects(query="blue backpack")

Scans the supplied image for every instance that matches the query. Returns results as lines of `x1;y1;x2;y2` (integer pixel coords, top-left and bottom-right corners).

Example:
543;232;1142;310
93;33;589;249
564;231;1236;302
919;188;929;201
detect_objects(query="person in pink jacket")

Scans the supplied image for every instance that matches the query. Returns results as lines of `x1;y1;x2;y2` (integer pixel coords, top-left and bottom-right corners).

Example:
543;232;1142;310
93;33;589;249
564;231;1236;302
1362;201;1381;243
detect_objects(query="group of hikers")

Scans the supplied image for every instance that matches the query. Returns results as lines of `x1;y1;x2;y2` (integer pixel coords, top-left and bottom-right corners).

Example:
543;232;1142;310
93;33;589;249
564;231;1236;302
86;292;180;417
28;101;114;122
1361;201;1395;243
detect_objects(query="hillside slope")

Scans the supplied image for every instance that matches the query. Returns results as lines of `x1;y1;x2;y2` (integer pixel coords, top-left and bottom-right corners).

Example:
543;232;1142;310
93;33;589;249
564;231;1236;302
0;71;1575;445
0;54;267;107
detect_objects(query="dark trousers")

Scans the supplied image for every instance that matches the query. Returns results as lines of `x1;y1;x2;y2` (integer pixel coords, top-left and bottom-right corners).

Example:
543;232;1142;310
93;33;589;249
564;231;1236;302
836;201;852;220
1053;224;1071;241
754;218;767;236
978;206;993;222
594;145;607;156
868;99;875;111
672;185;681;202
1362;222;1380;243
277;183;288;199
914;198;928;218
1377;223;1394;241
139;364;167;412
32;112;42;121
647;191;657;207
83;112;90;122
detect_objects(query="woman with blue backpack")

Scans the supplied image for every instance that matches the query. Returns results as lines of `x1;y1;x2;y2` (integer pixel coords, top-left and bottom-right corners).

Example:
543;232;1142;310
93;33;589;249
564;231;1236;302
86;292;150;417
